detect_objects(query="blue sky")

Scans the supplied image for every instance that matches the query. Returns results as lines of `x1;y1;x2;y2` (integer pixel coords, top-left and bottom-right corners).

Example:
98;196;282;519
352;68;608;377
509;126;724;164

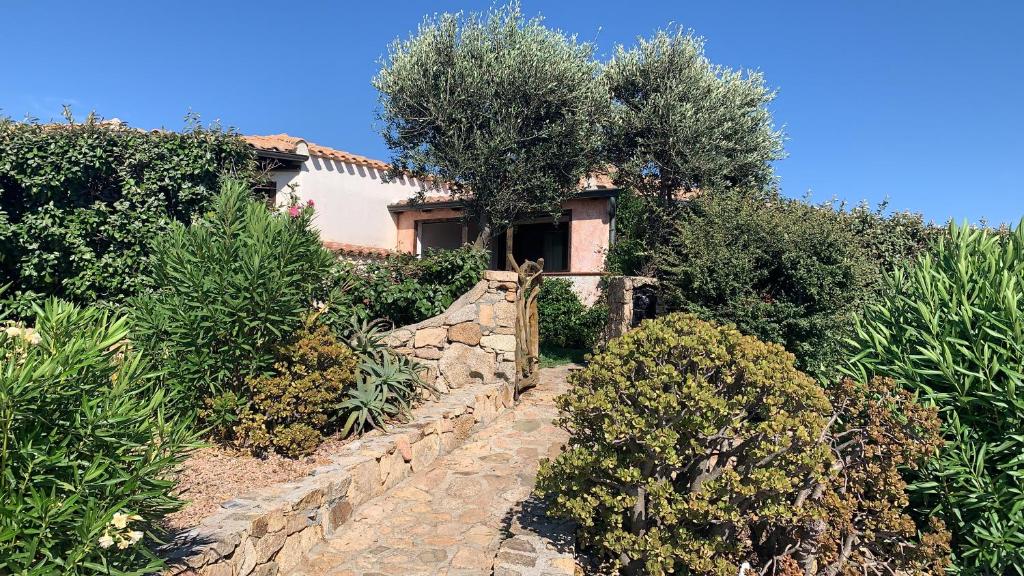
2;1;1021;224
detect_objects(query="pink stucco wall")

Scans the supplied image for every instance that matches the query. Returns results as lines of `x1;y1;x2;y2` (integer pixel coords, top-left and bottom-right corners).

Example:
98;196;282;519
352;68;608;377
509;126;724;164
395;208;465;253
563;197;611;273
394;197;611;275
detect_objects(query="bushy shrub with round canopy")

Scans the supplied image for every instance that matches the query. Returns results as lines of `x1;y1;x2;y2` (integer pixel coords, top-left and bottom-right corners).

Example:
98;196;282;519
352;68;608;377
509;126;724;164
538;313;949;575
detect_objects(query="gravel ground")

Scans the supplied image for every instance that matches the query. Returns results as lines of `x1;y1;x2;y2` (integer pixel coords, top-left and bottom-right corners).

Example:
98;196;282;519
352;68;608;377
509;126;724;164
165;434;355;531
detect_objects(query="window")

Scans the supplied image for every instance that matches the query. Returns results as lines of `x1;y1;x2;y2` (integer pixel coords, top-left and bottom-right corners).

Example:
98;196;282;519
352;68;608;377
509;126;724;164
417;220;464;255
490;220;571;272
254;179;278;209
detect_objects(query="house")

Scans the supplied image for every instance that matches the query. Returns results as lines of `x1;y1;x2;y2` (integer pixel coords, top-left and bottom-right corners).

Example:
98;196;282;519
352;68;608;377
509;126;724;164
245;134;619;304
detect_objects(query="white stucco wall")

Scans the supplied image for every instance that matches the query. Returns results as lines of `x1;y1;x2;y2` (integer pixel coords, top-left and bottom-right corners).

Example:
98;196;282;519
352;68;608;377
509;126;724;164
269;155;437;250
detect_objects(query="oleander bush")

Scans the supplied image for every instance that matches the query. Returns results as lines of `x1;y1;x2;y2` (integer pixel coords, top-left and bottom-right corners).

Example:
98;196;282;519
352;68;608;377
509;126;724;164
330;245;488;327
0;113;257;317
235;320;358;457
536;278;607;350
848;220;1024;573
0;299;196;575
537;313;949;576
131;179;334;420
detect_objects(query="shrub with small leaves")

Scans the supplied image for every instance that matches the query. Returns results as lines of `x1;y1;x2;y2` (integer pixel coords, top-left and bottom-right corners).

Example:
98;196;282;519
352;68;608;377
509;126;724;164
537;313;949;575
536;278;606;350
235;322;358;458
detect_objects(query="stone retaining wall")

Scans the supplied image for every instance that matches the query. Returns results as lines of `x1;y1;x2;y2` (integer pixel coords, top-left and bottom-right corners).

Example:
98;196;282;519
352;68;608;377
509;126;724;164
383;270;521;393
165;380;515;576
162;271;523;576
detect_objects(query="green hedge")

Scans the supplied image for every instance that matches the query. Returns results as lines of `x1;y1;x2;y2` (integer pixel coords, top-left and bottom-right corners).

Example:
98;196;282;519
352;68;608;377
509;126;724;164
329;246;488;327
537;278;606;350
0;115;257;317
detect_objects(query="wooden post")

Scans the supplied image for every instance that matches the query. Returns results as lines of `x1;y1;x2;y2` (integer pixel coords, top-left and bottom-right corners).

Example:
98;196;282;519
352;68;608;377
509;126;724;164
508;252;544;397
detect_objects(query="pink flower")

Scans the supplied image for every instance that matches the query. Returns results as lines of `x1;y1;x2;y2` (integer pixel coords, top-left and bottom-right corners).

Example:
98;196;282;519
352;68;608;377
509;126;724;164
306;199;315;207
288;206;300;218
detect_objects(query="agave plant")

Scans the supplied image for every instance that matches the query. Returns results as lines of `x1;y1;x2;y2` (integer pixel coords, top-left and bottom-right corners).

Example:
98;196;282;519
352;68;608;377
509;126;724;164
339;314;391;364
339;375;394;436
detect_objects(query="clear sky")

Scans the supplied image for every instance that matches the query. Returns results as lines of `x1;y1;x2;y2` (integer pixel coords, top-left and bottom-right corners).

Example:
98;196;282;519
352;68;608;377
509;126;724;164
2;1;1021;224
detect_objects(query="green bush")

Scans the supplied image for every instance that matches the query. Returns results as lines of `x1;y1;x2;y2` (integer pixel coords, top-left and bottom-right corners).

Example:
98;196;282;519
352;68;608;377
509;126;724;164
0;300;196;575
330;246;488;327
0;114;257;317
658;190;879;374
537;313;949;575
235;321;358;458
848;221;1024;573
536;278;606;350
130;180;334;418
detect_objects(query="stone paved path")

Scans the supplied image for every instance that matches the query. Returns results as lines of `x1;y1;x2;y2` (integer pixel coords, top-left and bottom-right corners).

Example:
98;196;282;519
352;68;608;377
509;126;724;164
291;365;575;576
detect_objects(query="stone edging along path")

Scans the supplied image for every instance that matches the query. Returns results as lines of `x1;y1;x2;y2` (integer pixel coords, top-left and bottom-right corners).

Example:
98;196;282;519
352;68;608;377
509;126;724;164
291;365;578;576
163;378;515;576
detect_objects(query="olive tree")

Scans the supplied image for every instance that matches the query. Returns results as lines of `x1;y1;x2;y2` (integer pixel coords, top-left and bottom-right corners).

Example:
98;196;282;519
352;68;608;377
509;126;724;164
373;3;608;237
604;29;784;274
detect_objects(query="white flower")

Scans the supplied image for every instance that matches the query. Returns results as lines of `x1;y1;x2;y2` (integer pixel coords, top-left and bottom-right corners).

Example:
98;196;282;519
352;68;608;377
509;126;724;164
111;512;130;529
23;329;41;345
4;326;21;339
98;534;114;549
127;530;144;545
116;536;131;549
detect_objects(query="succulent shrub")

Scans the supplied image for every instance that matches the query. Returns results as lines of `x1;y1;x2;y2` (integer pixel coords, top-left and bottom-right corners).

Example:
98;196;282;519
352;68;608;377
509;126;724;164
235;322;358;458
0;299;196;575
848;220;1024;573
131;179;334;419
537;313;949;575
536;278;607;350
335;317;433;437
0;113;257;317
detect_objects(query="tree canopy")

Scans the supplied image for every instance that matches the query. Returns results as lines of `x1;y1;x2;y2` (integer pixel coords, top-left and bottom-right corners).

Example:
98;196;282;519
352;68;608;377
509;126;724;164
374;3;608;236
605;28;783;199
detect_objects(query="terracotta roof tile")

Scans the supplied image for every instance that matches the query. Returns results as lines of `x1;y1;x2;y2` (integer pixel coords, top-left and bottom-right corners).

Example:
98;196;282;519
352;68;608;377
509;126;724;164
244;134;390;171
322;241;394;258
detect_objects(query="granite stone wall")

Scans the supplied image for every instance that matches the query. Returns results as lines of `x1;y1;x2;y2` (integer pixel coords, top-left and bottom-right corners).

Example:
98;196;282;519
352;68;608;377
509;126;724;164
383;270;521;392
161;271;523;576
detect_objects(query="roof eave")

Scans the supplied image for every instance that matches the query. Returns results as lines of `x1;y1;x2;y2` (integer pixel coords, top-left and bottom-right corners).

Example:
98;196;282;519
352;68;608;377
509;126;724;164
387;188;620;213
254;148;309;164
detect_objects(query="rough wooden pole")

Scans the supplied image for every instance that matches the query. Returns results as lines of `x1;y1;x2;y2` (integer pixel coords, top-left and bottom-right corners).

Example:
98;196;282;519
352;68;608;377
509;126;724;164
507;252;543;397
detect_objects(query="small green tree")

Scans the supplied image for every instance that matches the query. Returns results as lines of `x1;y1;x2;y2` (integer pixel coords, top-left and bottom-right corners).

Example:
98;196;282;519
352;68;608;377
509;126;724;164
374;2;608;237
604;28;784;274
